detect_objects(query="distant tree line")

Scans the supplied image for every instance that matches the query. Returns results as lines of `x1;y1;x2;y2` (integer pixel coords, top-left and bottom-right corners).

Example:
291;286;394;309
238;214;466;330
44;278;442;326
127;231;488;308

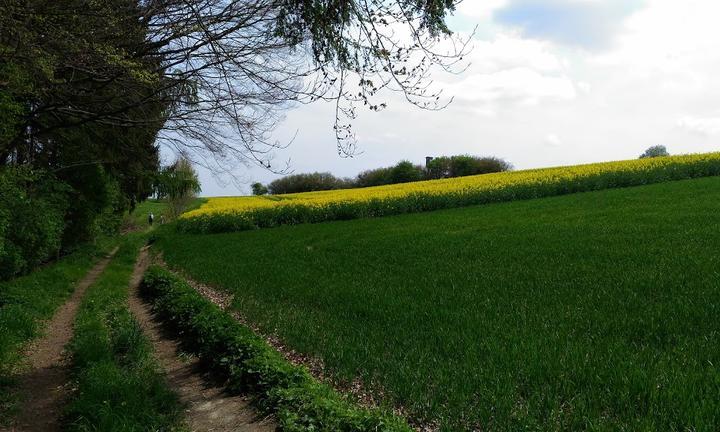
253;155;512;195
256;147;675;196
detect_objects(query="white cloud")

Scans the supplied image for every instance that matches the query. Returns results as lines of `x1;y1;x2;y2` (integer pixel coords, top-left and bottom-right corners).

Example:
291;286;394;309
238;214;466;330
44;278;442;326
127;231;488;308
447;68;576;104
469;34;564;73
677;116;720;136
593;1;720;74
576;81;592;94
457;0;509;19
544;134;563;147
438;34;576;109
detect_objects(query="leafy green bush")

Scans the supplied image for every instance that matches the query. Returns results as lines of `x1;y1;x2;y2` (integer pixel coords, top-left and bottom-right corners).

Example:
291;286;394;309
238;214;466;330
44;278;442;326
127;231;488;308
356;161;424;188
426;155;512;179
640;145;670;159
0;167;69;280
0;164;135;279
66;235;183;431
60;164;130;249
356;167;393;188
389;161;424;184
251;182;269;196
141;266;412;432
268;172;354;194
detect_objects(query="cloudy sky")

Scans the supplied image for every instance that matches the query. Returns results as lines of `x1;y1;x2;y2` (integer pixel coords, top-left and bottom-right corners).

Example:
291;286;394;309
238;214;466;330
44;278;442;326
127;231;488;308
194;0;720;196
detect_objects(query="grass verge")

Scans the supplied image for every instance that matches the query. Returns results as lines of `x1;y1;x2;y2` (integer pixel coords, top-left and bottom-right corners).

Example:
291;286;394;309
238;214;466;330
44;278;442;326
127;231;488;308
141;266;412;432
157;176;720;431
65;234;185;431
0;237;115;423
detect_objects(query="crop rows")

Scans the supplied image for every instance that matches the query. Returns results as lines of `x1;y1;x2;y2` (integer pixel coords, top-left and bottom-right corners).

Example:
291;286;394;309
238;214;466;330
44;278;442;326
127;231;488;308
141;266;412;432
158;177;720;430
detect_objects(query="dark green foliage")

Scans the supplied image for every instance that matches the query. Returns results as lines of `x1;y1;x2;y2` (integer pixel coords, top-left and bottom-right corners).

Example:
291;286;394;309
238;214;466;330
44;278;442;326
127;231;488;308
0;164;131;279
425;155;512;179
0;167;69;279
66;235;184;431
0;61;29;150
251;182;269;196
355;166;393;188
154;159;201;219
158;176;720;431
274;0;455;66
389;161;424;184
141;266;412;432
356;162;425;188
58;165;126;249
640;145;670;159
268;172;354;194
1;0;166;262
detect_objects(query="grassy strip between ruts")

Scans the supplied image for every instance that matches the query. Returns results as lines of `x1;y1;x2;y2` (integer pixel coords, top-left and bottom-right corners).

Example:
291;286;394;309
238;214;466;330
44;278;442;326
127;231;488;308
0;237;116;423
65;234;185;431
141;266;412;432
178;152;720;233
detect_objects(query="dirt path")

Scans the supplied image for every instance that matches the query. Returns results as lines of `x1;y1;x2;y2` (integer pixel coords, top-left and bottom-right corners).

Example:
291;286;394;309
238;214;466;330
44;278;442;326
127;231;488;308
3;248;119;432
127;246;276;432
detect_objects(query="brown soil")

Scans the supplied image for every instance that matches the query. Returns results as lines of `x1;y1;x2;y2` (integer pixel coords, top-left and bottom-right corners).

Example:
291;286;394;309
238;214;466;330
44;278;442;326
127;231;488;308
2;248;119;432
127;246;276;432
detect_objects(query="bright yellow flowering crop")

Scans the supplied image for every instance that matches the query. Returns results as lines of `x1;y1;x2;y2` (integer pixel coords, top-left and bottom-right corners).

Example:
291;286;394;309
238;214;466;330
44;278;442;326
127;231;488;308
179;152;720;233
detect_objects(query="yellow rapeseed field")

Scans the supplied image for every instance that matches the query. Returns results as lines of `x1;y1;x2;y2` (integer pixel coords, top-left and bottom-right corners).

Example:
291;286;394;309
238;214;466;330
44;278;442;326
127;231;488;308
184;152;720;220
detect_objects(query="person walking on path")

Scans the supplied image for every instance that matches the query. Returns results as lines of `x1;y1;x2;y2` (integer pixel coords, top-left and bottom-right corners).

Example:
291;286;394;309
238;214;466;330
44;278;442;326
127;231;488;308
148;212;154;226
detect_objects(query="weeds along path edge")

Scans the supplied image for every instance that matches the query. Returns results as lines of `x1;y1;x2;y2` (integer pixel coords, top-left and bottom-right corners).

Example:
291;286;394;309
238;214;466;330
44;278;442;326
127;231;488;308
127;246;276;432
2;247;118;432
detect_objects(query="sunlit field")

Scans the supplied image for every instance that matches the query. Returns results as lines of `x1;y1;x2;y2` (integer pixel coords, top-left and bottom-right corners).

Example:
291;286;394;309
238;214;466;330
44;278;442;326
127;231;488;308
158;176;720;431
179;152;720;233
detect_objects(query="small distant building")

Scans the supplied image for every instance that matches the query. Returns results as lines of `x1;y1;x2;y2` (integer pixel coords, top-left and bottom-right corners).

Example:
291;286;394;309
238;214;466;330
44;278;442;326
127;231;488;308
425;156;434;167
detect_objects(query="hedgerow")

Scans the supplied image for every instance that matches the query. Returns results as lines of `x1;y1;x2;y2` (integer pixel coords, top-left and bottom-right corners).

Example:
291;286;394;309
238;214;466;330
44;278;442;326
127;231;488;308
141;266;412;432
65;235;184;431
178;152;720;234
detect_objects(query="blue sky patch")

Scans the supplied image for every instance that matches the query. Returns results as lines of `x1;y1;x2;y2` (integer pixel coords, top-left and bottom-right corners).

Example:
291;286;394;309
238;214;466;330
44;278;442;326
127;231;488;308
494;0;645;49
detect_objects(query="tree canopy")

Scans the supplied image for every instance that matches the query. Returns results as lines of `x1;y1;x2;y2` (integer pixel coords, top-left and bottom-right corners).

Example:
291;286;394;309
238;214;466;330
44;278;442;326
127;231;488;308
639;145;670;159
1;0;468;173
0;0;466;273
154;158;202;218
